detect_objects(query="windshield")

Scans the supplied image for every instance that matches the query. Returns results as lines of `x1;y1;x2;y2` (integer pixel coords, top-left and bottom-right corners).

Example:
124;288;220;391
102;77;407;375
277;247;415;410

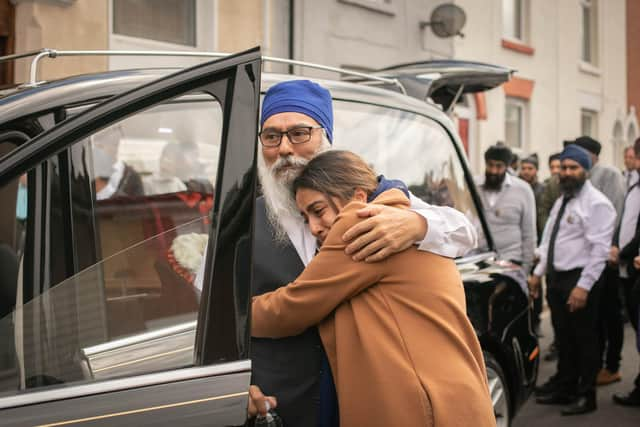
332;100;488;254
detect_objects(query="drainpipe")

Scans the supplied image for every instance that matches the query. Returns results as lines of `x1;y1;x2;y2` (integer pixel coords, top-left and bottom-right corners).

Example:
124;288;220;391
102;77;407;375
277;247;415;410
262;0;271;71
288;0;294;74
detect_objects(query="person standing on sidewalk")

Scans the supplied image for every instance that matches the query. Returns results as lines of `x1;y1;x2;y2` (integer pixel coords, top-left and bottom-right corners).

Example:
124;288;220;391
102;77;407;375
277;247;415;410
567;136;627;388
611;138;640;408
519;154;545;242
529;144;616;416
476;144;536;293
537;152;563;363
622;145;639;191
519;154;546;332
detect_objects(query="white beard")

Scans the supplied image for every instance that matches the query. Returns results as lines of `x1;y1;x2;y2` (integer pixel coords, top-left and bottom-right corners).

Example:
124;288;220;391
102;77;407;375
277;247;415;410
257;137;331;244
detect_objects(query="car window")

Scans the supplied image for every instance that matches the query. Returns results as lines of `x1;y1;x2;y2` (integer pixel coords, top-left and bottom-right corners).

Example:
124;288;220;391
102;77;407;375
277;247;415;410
0;141;23;394
0;94;222;396
332;100;489;254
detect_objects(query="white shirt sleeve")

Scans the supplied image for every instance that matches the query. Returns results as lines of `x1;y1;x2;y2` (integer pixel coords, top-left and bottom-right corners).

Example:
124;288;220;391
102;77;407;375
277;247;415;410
577;201;616;291
409;193;478;258
521;184;537;273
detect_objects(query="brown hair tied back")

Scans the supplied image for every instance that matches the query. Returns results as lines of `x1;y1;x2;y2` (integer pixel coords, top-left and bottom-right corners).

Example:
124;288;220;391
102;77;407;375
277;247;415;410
292;150;378;207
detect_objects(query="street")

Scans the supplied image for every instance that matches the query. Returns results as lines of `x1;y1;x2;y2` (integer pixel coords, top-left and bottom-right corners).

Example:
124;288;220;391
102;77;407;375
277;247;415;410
514;311;640;426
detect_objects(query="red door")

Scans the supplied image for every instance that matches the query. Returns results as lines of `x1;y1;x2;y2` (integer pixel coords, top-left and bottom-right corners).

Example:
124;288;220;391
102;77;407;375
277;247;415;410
458;117;469;156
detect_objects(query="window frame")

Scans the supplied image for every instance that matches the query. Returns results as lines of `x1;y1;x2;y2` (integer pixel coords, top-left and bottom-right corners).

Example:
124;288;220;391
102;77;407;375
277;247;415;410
580;0;599;68
107;0;217;69
580;108;598;137
505;97;527;149
111;0;198;47
502;0;527;44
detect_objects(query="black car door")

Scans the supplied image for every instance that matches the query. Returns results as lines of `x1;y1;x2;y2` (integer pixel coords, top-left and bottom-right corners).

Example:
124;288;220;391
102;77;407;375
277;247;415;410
0;48;260;426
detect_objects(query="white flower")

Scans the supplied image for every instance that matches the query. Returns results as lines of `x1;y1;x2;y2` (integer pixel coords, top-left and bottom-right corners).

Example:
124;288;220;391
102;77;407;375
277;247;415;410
170;233;209;273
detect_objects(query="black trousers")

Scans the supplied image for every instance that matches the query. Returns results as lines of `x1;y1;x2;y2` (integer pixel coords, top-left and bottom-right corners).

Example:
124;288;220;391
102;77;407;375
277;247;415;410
547;268;601;398
621;277;640;331
597;266;624;372
620;277;640;390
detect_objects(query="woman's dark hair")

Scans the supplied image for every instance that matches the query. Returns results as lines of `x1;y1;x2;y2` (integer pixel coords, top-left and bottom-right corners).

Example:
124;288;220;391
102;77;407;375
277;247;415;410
292;150;378;209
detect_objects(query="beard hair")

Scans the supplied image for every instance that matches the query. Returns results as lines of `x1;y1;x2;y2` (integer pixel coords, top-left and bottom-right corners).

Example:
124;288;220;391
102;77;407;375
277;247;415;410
257;135;331;244
559;174;587;196
484;171;506;191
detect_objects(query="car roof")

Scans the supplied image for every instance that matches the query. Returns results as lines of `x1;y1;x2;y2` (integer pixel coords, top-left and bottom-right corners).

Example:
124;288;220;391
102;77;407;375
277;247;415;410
0;69;172;125
0;66;454;131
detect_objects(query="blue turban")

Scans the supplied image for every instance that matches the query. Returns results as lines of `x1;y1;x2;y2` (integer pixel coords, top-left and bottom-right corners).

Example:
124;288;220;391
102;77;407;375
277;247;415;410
560;144;592;171
261;80;334;143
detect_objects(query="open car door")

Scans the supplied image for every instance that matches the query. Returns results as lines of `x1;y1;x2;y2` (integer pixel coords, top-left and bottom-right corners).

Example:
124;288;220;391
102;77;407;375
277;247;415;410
0;48;260;426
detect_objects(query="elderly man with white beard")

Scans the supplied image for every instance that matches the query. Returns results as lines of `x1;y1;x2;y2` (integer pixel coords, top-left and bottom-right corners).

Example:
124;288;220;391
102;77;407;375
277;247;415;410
197;79;477;426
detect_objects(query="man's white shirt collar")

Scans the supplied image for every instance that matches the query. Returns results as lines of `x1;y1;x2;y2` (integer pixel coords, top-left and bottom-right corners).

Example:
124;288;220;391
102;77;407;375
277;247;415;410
279;212;317;266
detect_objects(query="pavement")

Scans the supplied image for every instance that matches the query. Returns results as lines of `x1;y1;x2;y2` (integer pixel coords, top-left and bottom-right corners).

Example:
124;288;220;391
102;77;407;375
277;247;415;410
513;311;640;426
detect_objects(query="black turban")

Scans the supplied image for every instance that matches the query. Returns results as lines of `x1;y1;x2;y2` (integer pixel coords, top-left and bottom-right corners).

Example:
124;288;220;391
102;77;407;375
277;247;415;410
484;144;513;165
569;136;601;155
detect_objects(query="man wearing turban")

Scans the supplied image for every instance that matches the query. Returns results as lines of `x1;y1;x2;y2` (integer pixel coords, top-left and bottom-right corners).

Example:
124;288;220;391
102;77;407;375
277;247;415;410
475;143;536;294
237;79;478;425
530;144;616;415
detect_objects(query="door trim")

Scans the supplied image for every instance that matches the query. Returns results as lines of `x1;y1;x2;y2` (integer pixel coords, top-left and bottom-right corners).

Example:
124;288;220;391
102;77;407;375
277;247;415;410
36;391;248;427
0;359;251;410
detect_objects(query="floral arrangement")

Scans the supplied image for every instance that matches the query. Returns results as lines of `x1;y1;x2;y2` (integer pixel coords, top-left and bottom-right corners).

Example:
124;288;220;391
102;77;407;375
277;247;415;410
167;232;208;284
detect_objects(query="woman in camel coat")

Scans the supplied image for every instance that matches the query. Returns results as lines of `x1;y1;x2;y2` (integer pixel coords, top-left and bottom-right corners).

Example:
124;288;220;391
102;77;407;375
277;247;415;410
252;150;495;427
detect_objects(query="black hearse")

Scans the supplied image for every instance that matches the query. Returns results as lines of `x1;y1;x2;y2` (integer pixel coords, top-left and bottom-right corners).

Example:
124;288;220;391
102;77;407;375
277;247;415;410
0;48;537;426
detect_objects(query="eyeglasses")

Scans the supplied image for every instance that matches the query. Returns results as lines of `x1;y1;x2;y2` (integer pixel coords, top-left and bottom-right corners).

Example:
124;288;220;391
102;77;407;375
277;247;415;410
259;126;323;147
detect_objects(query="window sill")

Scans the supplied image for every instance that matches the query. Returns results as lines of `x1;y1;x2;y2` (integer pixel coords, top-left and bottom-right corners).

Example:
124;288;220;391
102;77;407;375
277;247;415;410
578;61;601;76
110;34;199;51
501;38;535;56
338;0;397;16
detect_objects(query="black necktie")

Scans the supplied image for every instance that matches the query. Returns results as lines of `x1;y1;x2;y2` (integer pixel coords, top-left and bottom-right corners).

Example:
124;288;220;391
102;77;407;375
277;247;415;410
546;195;573;276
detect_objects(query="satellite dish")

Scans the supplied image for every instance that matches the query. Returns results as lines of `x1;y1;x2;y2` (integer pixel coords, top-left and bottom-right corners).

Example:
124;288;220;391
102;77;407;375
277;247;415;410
420;3;467;38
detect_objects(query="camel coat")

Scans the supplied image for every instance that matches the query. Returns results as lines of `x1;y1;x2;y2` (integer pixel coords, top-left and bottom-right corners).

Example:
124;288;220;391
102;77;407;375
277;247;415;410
252;189;495;427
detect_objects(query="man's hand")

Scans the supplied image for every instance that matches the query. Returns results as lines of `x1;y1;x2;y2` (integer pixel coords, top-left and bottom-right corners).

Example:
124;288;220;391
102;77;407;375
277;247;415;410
527;275;541;299
247;385;277;418
634;255;640;270
342;205;427;262
567;287;589;312
608;245;620;266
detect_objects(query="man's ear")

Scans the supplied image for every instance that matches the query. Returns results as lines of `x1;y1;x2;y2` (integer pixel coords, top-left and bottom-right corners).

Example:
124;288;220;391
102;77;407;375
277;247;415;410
353;188;368;203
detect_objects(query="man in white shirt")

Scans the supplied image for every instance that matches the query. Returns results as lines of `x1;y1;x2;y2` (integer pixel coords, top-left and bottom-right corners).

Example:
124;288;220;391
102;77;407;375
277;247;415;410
529;144;616;416
569;137;628;387
610;138;640;407
622;145;639;190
